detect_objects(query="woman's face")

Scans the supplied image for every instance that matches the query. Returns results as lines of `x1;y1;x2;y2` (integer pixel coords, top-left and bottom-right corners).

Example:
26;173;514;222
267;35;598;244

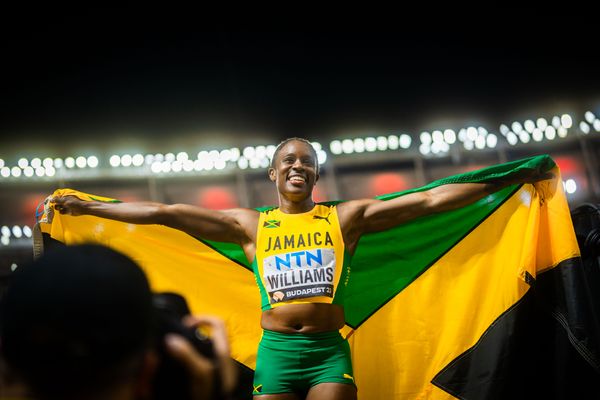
268;140;319;200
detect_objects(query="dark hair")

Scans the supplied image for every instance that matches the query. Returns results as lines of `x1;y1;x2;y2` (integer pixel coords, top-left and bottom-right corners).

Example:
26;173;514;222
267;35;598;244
269;137;319;173
0;244;155;399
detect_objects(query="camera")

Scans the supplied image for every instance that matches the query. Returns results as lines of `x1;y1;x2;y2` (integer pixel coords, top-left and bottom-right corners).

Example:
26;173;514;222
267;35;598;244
152;292;218;400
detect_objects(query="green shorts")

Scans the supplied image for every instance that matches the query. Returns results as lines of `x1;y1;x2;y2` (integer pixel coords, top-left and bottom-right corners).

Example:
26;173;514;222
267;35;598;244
252;329;356;396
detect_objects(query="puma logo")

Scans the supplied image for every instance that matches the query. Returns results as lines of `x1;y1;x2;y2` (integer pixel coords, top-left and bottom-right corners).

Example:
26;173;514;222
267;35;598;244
313;213;331;225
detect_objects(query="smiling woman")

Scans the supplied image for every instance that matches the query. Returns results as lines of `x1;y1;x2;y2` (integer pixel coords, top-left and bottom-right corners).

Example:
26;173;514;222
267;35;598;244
50;137;552;400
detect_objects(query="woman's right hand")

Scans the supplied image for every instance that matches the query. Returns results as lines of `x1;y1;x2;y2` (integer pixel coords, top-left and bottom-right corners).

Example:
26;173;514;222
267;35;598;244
51;195;87;216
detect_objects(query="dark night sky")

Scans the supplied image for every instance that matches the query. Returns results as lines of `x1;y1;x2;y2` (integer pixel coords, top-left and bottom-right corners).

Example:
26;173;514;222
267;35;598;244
1;14;599;154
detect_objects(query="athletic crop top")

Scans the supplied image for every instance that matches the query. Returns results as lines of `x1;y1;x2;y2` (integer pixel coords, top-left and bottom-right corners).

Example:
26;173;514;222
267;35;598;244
252;204;352;311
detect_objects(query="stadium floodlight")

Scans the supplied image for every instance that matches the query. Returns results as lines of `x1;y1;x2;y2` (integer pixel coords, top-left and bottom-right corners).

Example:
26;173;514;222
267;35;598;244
330;140;343;155
11;167;22;177
399;134;412;149
466;127;478;141
524;120;535;133
35;167;45;177
545;126;556;140
552;116;561;129
432;130;444;143
565;179;577;194
499;124;509;136
171;161;183;172
584;111;596;124
463;140;474;151
341;139;354;154
486;134;498;148
145;154;154;165
24;166;34;177
419;143;431;155
193;160;203;171
387;135;399;150
443;129;456;144
353;138;366;153
109;155;120;167
536;117;548;130
150;162;162;174
76;156;87;168
132;154;144;167
1;167;10;178
359;136;374;152
165;153;175;162
579;121;590;134
561;114;573;128
311;142;322;152
183;160;194;172
31;158;42;168
54;158;64;168
45;167;56;177
475;135;486;149
477;127;488;136
317;150;327;165
121;154;132;167
420;132;432;145
265;146;276;159
377;136;388;151
249;158;260;169
532;128;544;142
215;159;227;170
65;157;75;168
1;236;8;246
511;121;523;134
1;226;10;237
458;128;467;142
43;158;53;168
557;126;568;138
18;158;28;169
161;161;172;173
243;146;255;159
154;153;165;162
519;132;531;143
593;119;600;132
0;159;3;169
12;225;22;238
237;157;249;170
219;149;232;162
23;226;32;238
176;152;188;161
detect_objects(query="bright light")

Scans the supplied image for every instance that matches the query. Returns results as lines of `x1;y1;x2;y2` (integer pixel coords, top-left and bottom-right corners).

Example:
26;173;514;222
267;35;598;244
519;132;531;143
31;158;42;168
43;157;53;168
151;162;162;173
145;154;154;165
132;154;144;167
1;167;10;177
499;124;509;136
154;153;164;162
557;127;568;138
532;128;544;142
110;155;121;167
12;226;22;238
317;150;327;164
45;167;56;177
0;159;3;169
475;135;486;149
463;140;474;150
565;179;577;194
545;126;556;140
330;140;342;155
353;138;365;153
265;146;275;159
511;121;523;133
486;134;498;148
458;128;467;141
376;136;388;151
399;134;411;149
23;226;32;238
524;120;535;133
215;159;227;170
561;114;573;128
432;130;444;143
18;158;28;168
176;151;188;161
1;226;10;236
11;167;21;177
365;137;377;152
161;161;172;173
536;117;548;130
354;137;377;153
54;158;63;168
65;157;75;168
254;146;265;159
171;161;183;172
237;157;249;170
419;144;430;155
219;149;232;161
585;111;596;123
341;139;354;154
580;121;590;134
431;142;442;154
76;156;87;168
477;127;488;136
165;153;175;162
387;135;399;150
593;119;600;132
1;236;8;246
193;160;203;171
121;154;132;167
24;166;34;177
466;127;478;141
552;116;561;128
181;160;193;172
249;158;260;169
10;263;17;271
243;146;255;159
311;142;322;152
420;132;431;145
35;167;45;177
443;129;456;144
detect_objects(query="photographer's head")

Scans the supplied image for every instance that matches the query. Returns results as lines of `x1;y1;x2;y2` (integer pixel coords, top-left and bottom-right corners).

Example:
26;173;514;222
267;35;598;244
0;244;157;400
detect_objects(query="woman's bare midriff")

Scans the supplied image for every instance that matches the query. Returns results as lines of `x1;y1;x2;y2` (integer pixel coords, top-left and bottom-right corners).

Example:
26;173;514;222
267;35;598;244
260;303;345;333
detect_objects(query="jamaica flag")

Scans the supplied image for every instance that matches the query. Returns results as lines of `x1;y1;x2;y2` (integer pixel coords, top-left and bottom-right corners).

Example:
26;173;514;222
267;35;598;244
34;155;599;399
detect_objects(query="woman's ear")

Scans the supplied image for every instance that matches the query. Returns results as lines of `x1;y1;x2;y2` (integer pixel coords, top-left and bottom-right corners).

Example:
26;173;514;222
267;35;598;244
268;168;276;182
